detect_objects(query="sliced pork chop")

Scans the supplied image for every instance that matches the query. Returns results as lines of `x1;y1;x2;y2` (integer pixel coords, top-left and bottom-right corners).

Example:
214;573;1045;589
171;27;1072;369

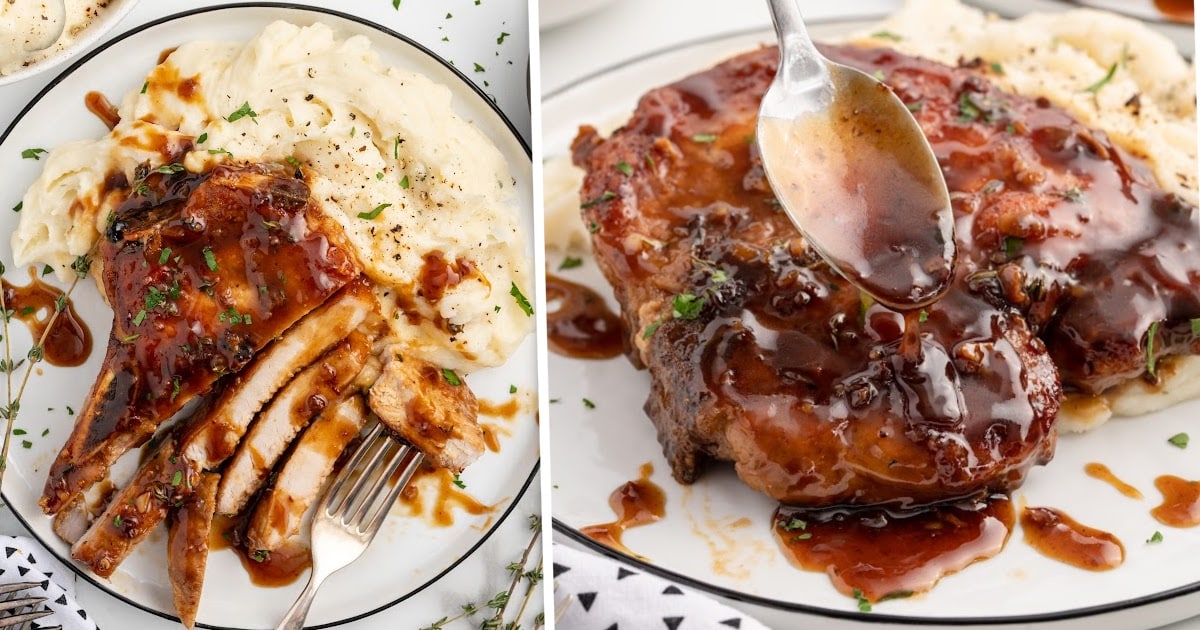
245;396;368;553
368;354;482;473
167;471;219;630
42;163;360;515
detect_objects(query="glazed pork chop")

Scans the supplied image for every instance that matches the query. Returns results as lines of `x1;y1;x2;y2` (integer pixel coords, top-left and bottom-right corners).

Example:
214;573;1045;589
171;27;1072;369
572;44;1200;507
41;163;360;515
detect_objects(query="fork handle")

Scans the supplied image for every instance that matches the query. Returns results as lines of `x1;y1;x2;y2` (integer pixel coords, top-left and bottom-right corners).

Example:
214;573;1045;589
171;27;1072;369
275;568;327;630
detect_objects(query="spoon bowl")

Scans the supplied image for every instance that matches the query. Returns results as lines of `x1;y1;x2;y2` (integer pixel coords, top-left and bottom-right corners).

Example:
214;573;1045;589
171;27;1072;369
757;0;956;310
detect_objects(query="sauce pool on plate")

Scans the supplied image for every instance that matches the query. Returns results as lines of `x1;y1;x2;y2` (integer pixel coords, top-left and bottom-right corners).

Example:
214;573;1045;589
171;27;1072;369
581;462;666;559
1020;506;1124;571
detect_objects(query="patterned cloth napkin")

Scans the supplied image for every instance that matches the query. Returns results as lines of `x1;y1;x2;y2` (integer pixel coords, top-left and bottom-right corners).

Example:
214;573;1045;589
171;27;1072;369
0;536;96;630
553;544;771;630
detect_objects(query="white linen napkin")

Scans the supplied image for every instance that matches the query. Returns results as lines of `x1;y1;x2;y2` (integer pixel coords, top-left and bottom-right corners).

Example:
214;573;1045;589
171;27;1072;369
0;535;97;630
553;544;771;630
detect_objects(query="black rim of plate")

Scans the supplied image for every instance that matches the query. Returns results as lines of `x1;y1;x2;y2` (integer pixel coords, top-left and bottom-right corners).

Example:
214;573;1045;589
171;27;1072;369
544;20;1200;628
0;3;537;629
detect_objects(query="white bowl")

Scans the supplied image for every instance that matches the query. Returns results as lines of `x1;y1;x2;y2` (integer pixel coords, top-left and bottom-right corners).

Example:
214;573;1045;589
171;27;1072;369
0;0;139;87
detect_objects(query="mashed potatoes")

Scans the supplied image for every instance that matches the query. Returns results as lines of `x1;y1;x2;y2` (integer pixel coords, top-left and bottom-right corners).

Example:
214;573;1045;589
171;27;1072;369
14;21;532;372
1;0;116;76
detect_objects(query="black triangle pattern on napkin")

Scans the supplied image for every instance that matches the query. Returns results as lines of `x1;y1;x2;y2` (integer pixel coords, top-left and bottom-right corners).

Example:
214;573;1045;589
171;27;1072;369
17;566;28;576
662;585;684;595
578;591;598;611
616;567;637;580
663;617;683;630
604;625;618;630
719;618;742;628
54;594;67;606
3;547;14;558
0;535;99;629
553;562;571;576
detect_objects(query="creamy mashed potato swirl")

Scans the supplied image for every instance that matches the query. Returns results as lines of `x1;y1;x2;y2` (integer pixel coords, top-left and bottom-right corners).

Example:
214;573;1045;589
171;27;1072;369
14;21;532;372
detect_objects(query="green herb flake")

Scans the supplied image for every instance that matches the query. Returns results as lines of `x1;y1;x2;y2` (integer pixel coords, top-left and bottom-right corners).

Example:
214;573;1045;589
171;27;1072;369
871;30;902;41
872;69;886;81
510;282;533;316
10;429;24;436
392;0;401;8
582;398;595;410
140;81;149;94
207;148;232;157
854;589;872;613
375;171;385;180
197;132;208;144
158;248;172;264
40;264;52;277
20;440;30;449
497;32;510;45
132;309;147;326
113;515;123;528
1148;530;1165;544
957;92;983;123
791;532;813;541
990;61;1004;75
692;133;718;144
452;474;466;489
1168;432;1189;449
399;175;410;189
1084;62;1118;94
615;161;633;176
225;101;259;124
202;246;219;271
251;549;269;563
1003;236;1024;258
918;310;929;323
558;256;583;271
171;470;183;486
357;202;391;220
580;191;616;209
40;428;47;437
12;201;21;213
905;101;923;112
642;319;663;340
509;384;517;394
20;148;47;160
672;293;704;320
1146;320;1162;376
1192;318;1200;335
473;62;485;73
285;156;302;168
441;368;462;386
781;517;807;531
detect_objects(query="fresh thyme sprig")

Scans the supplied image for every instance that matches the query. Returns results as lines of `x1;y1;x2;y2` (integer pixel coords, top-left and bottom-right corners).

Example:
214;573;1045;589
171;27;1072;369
422;513;544;630
0;249;94;487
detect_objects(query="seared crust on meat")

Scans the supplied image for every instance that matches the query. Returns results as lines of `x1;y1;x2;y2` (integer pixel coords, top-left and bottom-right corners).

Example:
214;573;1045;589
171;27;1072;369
572;43;1199;507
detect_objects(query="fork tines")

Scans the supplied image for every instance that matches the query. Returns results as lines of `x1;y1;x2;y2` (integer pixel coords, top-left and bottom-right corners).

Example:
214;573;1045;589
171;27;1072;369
323;422;424;537
0;581;53;628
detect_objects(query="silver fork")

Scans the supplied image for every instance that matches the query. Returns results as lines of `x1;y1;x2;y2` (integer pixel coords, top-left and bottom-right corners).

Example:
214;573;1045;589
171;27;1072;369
0;581;55;629
274;422;424;630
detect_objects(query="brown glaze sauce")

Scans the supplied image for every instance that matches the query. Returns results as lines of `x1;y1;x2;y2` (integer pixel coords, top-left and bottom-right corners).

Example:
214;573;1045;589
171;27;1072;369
399;464;493;527
1150;475;1200;527
1084;462;1143;500
546;273;624;359
479;397;520;419
419;251;475;303
1155;0;1194;23
580;462;665;559
84;91;120;130
236;540;311;587
1021;506;1124;571
774;495;1013;602
2;268;92;367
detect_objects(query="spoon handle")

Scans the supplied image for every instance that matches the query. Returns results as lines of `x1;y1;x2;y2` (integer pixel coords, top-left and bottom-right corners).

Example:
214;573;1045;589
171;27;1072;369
761;0;833;117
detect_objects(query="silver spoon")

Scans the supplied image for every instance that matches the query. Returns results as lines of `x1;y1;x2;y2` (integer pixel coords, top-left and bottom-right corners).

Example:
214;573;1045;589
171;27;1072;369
756;0;956;310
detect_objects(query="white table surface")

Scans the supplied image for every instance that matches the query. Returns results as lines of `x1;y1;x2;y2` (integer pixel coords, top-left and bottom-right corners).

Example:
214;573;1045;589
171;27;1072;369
538;1;1200;629
0;1;542;629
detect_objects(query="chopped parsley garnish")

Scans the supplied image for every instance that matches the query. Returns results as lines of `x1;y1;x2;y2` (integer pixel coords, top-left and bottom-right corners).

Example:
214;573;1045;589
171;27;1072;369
452;474;466;489
20;148;47;160
285;156;302;168
218;307;250;325
853;589;872;612
113;515;123;528
871;30;902;41
497;31;510;45
202;246;219;271
207;147;232;157
158;248;172;264
587;221;600;234
145;286;168;312
1192;318;1200;335
10;429;24;436
121;334;140;343
153;163;184;176
582;398;595;409
691;133;718;144
12;201;21;213
225;101;259;124
1146;320;1162;377
510;282;533;316
140;81;149;94
918;310;929;323
375;171;384;180
1003;236;1024;258
197;132;208;144
558;256;583;270
1148;531;1164;544
132;309;147;326
1084;62;1118;94
671;293;704;320
392;0;401;8
473;62;485;73
957;92;984;123
441;368;462;386
509;385;517;394
615;161;633;176
251;549;270;562
642;319;663;339
20;440;30;449
358;202;391;220
171;470;183;486
400;175;410;189
40;264;52;277
71;254;91;279
393;136;403;159
781;517;807;531
989;61;1004;75
580;191;616;209
905;101;923;112
791;532;813;541
1168;432;1189;449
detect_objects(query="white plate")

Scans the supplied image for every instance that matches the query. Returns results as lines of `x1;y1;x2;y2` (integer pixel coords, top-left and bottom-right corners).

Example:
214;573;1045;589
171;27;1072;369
544;25;1200;629
0;5;538;629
